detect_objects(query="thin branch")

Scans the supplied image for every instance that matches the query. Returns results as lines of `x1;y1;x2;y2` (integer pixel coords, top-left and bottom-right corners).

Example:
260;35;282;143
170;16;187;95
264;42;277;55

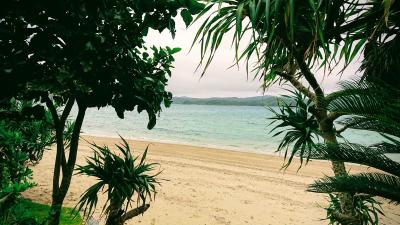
59;99;87;198
0;193;14;210
66;102;86;168
277;72;317;102
59;98;75;173
280;36;325;107
43;94;64;193
60;98;75;125
122;204;150;222
43;95;60;126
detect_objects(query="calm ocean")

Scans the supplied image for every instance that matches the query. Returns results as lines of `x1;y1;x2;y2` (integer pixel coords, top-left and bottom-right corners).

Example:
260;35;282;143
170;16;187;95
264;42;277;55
77;104;385;155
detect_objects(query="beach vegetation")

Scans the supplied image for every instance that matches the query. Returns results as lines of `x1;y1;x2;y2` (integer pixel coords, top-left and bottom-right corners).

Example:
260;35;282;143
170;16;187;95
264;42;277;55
0;1;204;224
269;33;400;223
307;78;400;206
2;198;84;225
192;0;399;223
325;193;383;225
0;99;54;222
269;78;399;223
74;137;160;225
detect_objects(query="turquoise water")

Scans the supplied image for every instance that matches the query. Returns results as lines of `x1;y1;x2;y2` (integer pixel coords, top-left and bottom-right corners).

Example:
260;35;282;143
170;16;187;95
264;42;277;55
77;104;385;154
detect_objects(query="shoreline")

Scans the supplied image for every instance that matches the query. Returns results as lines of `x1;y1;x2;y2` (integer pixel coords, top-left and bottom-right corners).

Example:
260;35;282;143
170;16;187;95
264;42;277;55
24;135;400;225
80;132;278;155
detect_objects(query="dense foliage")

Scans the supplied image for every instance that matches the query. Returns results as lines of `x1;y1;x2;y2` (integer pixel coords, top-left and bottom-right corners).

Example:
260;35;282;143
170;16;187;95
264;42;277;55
75;137;160;225
0;99;54;223
1;1;205;224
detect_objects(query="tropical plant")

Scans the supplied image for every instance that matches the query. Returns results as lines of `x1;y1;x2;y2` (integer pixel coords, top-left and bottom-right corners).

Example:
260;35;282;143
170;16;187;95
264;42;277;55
0;1;204;224
74;137;160;225
307;79;400;204
268;90;319;168
306;30;400;207
0;99;54;223
192;0;399;223
325;193;384;225
268;78;400;223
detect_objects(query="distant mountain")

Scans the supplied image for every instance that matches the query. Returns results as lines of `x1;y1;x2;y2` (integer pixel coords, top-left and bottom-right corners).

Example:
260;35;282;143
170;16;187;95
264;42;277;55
172;96;291;106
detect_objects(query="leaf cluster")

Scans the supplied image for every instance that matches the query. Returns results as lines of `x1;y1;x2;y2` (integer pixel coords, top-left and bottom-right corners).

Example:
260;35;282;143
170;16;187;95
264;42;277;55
74;137;161;221
193;0;399;86
0;99;66;217
268;90;319;168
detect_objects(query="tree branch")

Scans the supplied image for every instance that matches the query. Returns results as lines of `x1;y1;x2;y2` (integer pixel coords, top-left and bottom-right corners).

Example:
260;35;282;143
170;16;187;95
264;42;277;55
59;98;75;173
280;37;325;108
60;98;75;125
43;94;64;194
59;99;86;198
43;95;60;126
277;72;317;101
331;210;361;225
122;204;150;222
0;193;14;211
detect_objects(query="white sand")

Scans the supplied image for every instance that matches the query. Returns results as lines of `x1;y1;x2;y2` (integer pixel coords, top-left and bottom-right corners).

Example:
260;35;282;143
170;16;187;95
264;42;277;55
24;135;400;225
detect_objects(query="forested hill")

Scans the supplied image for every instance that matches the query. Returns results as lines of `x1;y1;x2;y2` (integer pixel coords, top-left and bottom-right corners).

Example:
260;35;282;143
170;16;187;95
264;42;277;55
172;96;290;106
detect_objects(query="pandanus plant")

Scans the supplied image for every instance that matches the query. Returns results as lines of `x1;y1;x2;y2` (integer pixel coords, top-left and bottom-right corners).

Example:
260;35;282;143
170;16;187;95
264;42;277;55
74;137;161;225
269;78;400;224
192;0;399;223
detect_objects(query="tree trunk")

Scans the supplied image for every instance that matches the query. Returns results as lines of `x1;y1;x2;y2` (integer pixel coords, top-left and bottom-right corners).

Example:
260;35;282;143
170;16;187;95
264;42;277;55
48;101;86;225
319;118;360;225
105;201;124;225
48;197;63;225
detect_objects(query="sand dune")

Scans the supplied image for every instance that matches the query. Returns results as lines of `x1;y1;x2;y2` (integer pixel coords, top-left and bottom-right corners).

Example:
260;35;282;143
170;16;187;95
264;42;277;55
24;135;400;225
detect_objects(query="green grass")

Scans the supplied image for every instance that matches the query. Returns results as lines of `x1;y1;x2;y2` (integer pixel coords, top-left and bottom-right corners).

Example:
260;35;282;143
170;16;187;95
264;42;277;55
6;198;84;225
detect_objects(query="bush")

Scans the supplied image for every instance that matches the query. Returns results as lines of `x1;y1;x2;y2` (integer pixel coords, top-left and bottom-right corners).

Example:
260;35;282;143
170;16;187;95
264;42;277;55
75;137;161;225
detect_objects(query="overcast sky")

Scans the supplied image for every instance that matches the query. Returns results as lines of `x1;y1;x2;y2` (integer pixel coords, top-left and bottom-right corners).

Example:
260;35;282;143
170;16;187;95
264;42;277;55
144;17;362;98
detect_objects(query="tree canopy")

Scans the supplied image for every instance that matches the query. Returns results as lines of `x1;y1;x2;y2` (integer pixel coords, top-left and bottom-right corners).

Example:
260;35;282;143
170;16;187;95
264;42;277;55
0;0;204;128
1;1;206;224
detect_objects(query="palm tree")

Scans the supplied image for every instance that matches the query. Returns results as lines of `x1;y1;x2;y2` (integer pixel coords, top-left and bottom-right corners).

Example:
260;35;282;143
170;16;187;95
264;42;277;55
269;79;399;224
74;137;161;225
307;33;400;205
192;0;399;224
307;80;400;202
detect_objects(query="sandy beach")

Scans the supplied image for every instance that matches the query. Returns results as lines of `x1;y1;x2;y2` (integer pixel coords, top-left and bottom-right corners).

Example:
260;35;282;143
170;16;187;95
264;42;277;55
24;135;400;225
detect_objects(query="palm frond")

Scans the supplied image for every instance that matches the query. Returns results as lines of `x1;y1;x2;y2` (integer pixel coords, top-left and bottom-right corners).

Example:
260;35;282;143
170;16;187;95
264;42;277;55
308;173;400;204
337;116;400;138
268;90;319;168
308;143;400;177
328;78;400;137
373;142;400;153
193;0;395;84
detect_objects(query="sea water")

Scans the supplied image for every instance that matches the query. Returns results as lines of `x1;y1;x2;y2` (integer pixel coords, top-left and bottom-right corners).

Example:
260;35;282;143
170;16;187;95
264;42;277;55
76;104;385;155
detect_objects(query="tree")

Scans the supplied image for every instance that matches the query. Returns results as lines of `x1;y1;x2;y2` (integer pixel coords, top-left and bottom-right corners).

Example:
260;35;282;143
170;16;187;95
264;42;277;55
0;1;204;224
307;36;400;205
192;0;399;224
75;137;160;225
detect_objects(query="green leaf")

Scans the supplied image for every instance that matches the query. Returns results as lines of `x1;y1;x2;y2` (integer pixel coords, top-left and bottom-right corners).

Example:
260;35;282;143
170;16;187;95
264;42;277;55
181;9;193;27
